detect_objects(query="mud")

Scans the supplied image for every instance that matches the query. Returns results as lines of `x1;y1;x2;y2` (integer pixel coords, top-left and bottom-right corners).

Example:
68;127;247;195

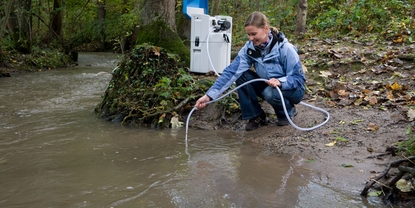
188;98;411;201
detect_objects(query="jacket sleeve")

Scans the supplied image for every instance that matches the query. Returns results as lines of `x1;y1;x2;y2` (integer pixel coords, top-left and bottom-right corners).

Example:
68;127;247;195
206;44;254;99
278;43;306;91
206;55;241;99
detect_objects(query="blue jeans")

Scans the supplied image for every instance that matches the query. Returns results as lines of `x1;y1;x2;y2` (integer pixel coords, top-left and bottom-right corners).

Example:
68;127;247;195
235;70;305;120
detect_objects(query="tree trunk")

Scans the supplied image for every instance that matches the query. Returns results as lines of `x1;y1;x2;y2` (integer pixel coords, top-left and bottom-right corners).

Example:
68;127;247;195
137;0;189;65
0;0;15;64
49;0;63;40
295;0;307;39
97;0;106;50
211;0;221;15
119;0;128;53
256;0;260;11
7;0;32;54
141;0;176;31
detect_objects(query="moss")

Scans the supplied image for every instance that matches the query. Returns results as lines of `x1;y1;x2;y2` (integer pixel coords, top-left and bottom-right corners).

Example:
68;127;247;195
136;20;190;66
175;12;191;47
350;62;366;71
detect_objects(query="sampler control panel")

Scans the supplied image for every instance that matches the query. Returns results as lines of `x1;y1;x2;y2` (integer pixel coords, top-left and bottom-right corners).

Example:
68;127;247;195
190;14;232;74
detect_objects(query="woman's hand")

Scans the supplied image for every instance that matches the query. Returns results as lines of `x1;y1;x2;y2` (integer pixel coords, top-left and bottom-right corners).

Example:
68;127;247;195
266;78;281;88
195;95;211;110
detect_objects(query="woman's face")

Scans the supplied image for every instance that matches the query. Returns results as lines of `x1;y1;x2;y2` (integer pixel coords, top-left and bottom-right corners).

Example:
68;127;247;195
245;25;269;46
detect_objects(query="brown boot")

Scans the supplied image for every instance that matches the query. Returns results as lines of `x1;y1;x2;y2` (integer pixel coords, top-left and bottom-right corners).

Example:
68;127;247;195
245;111;267;131
277;107;298;126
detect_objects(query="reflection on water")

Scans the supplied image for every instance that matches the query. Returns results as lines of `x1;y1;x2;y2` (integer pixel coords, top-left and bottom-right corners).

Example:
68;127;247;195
0;53;386;207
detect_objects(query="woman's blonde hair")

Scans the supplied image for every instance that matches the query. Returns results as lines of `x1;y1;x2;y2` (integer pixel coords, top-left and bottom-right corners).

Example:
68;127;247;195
244;11;279;34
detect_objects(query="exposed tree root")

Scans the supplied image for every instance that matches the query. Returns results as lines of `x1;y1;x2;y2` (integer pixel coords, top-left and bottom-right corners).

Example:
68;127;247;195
0;69;11;77
388;166;415;187
366;152;391;159
361;156;415;196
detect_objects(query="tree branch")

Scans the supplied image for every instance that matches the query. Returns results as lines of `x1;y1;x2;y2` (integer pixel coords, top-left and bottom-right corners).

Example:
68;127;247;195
361;156;415;196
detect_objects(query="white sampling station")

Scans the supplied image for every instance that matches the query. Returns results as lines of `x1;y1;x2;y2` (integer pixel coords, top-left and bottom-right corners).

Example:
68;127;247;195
189;14;232;74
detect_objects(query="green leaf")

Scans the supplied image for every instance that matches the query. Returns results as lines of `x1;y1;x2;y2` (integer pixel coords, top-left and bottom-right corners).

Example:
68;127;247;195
160;100;168;106
341;163;354;168
330;130;340;134
351;119;365;125
335;136;349;142
305;159;315;163
367;191;383;197
406;125;411;135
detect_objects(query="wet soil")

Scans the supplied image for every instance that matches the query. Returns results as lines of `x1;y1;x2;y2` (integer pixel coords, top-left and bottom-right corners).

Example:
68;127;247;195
188;97;412;205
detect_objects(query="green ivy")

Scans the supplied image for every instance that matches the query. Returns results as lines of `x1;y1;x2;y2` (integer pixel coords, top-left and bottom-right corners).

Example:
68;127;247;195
398;122;415;156
96;44;211;128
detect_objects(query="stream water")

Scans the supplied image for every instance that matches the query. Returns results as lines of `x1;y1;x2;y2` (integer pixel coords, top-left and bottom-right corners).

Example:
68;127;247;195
0;52;386;207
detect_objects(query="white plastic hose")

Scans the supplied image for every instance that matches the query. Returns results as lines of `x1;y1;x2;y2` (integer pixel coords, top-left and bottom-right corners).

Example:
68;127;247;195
185;78;330;143
206;28;220;77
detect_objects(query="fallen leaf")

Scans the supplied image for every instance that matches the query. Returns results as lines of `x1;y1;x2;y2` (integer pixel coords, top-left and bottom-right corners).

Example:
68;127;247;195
158;113;166;124
393;36;403;43
338;90;349;97
396;179;413;192
232;103;239;109
353;98;363;106
390;72;407;78
388;82;402;91
320;71;332;78
367;96;378;105
362;89;372;95
341;163;354;168
351;119;364;125
152;47;161;56
367;123;379;131
170;116;183;128
386;91;395;100
367;191;383;197
305;158;315;163
408;109;415;121
302;65;308;73
364;96;378;106
330;130;340;134
325;140;337;147
335;136;349;142
326;100;336;107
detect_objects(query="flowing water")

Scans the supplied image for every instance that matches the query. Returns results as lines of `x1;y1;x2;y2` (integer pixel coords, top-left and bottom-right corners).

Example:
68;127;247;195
0;52;386;207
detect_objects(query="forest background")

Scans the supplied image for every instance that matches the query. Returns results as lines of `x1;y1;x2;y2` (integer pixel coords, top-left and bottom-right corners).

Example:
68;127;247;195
1;0;413;68
0;0;415;156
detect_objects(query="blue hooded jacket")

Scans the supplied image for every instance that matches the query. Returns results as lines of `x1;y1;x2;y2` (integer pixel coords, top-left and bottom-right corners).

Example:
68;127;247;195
206;31;306;100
